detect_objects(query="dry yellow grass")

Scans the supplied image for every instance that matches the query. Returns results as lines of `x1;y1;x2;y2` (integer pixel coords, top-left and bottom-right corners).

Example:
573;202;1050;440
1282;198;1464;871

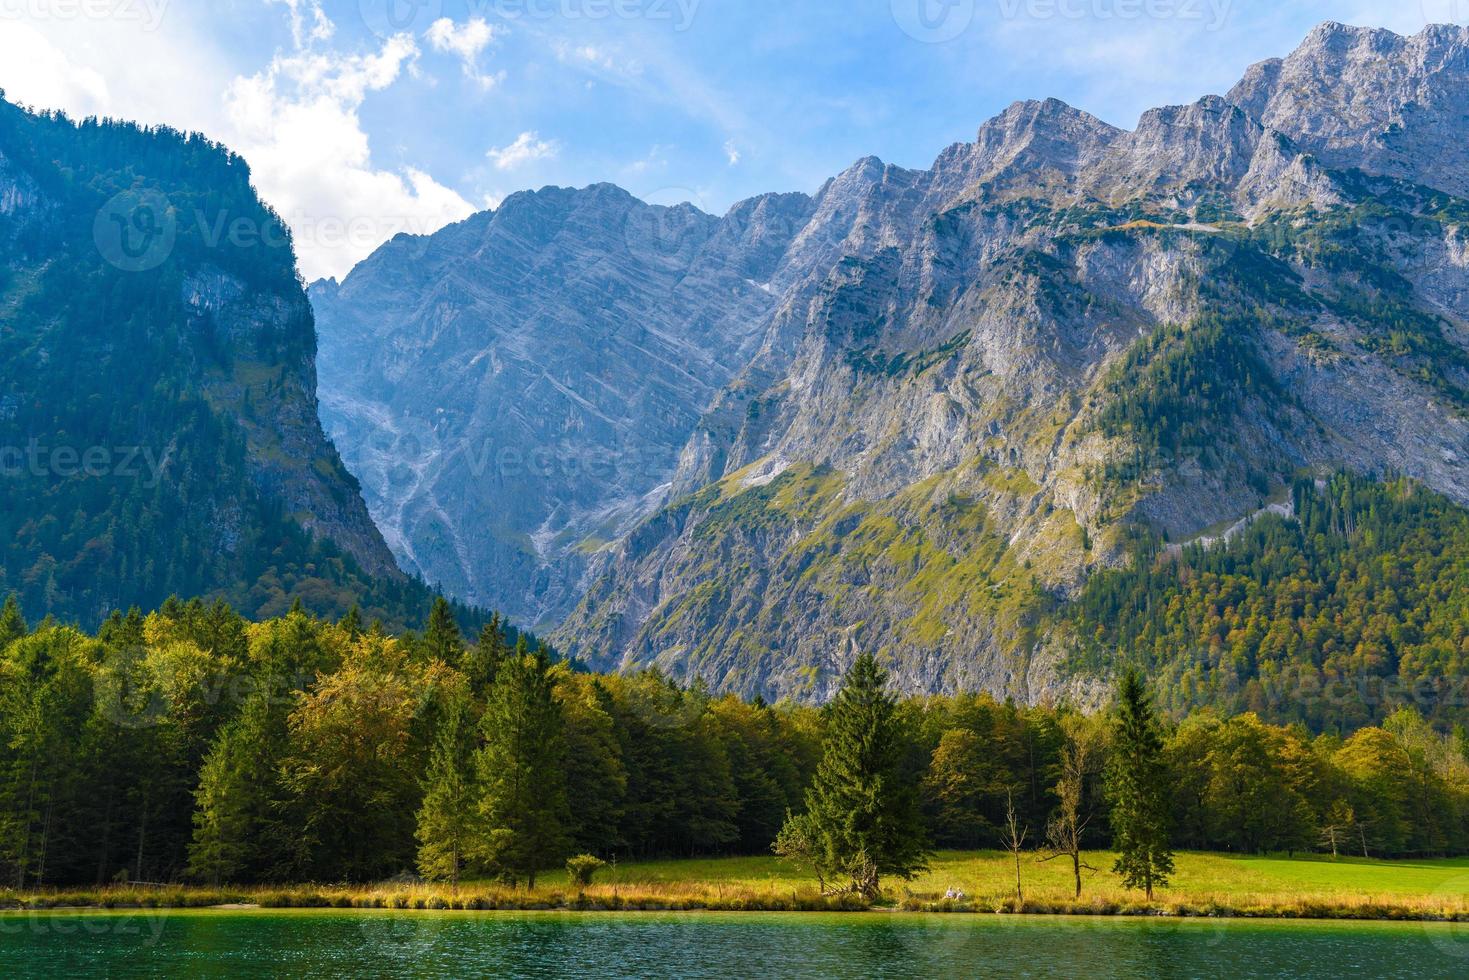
5;851;1469;920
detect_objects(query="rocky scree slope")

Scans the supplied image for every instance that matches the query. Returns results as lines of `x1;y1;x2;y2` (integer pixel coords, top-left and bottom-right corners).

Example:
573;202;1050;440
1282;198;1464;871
311;184;817;626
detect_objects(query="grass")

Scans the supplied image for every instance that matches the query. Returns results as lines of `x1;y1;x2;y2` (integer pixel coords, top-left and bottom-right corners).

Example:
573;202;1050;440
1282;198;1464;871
534;851;1469;917
4;852;1468;921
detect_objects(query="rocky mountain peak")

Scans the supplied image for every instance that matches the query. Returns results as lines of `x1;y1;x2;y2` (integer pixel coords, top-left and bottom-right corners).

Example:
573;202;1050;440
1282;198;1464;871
930;97;1120;203
1229;21;1469;196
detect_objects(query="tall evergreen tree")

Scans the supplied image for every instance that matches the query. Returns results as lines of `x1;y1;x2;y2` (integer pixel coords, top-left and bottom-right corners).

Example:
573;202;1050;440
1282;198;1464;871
0;628;91;888
337;604;363;640
1106;671;1174;899
0;595;27;650
471;640;570;887
559;676;628;855
787;653;928;896
463;615;508;696
422;597;464;665
416;685;477;886
187;691;290;884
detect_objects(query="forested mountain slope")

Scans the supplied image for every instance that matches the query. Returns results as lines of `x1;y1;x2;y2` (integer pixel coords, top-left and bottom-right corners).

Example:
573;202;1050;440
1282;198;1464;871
0;96;459;629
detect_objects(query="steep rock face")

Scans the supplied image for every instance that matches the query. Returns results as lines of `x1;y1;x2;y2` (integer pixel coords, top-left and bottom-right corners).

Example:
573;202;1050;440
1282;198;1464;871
552;23;1469;701
0;98;411;627
1229;22;1469;197
312;185;815;626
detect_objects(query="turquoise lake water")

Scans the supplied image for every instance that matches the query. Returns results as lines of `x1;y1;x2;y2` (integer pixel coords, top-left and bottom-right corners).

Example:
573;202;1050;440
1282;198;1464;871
1;910;1466;978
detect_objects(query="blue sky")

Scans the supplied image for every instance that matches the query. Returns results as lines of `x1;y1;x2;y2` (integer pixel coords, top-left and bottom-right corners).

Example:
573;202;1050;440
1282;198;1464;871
0;0;1453;279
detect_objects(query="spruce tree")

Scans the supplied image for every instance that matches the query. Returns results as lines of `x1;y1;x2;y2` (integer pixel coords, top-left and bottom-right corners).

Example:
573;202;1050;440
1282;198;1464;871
787;653;928;896
416;688;476;887
423;597;464;665
187;691;290;884
471;640;570;888
1105;670;1174;899
0;595;27;650
337;604;363;640
463;614;508;696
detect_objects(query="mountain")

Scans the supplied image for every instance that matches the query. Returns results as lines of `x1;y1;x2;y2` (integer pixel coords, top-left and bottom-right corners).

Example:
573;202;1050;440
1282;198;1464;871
310;185;815;626
315;22;1469;705
0;96;456;629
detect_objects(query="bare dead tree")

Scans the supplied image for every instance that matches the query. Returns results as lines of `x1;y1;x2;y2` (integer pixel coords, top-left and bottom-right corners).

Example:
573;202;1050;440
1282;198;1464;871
1003;788;1029;905
1318;801;1357;860
1042;716;1100;899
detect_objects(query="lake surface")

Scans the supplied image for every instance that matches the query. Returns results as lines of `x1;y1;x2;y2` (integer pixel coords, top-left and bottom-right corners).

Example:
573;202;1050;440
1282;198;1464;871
1;910;1466;978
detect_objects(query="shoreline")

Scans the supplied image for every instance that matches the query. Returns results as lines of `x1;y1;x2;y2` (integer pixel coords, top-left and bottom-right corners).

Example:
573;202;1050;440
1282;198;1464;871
6;851;1466;925
3;894;1467;924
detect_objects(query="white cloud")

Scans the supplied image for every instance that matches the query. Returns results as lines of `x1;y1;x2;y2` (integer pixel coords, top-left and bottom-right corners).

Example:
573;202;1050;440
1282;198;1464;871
554;42;644;77
426;17;502;90
427;17;495;61
723;139;741;166
623;144;671;177
225;34;476;280
0;24;111;118
486;131;560;170
267;0;334;49
0;8;476;282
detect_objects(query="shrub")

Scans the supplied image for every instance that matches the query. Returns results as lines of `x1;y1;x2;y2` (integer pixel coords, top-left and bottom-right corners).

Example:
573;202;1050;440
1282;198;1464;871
566;854;607;888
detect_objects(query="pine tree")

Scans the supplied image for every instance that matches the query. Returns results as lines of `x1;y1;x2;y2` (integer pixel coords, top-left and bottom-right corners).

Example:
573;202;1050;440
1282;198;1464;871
787;653;928;897
463;615;508;696
187;692;289;884
416;687;476;887
1106;670;1174;899
470;640;570;888
0;595;27;650
337;604;363;640
423;597;464;665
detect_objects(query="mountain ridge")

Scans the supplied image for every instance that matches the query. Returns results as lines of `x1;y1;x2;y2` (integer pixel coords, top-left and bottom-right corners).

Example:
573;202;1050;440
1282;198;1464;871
313;21;1469;700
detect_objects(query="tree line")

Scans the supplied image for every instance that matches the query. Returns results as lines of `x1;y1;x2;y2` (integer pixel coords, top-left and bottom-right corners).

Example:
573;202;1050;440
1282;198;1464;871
1;594;1467;893
1073;472;1469;731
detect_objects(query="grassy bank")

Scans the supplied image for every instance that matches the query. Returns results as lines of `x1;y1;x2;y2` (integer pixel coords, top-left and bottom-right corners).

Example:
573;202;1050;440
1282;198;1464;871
4;852;1468;921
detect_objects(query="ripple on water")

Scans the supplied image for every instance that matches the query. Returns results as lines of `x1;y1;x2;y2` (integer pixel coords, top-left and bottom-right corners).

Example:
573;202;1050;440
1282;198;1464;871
2;910;1468;979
